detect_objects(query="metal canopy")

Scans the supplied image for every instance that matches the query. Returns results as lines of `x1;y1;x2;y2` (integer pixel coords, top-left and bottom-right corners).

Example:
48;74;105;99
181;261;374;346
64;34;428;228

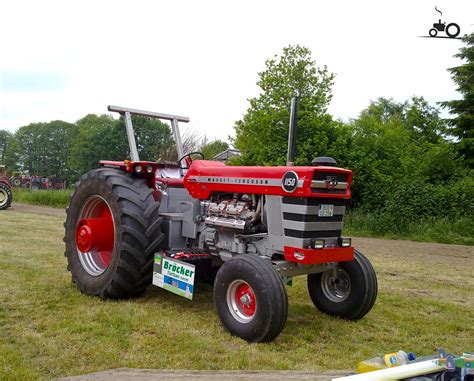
107;105;189;123
107;105;189;162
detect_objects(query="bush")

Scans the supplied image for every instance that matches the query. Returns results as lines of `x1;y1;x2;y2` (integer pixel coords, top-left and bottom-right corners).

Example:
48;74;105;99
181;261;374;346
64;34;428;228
345;175;474;245
344;212;474;245
13;189;70;208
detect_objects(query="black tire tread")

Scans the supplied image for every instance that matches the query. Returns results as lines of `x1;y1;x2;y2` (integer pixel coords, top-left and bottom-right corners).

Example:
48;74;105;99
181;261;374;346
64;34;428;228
0;182;13;210
214;255;288;343
64;168;162;298
307;250;378;321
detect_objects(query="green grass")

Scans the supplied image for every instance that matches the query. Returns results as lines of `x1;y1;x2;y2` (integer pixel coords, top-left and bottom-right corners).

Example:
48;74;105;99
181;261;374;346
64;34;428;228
12;188;71;208
344;211;474;246
1;210;473;379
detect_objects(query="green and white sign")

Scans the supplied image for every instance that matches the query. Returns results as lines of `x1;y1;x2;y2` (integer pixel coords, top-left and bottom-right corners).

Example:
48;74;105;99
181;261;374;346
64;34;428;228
152;254;195;300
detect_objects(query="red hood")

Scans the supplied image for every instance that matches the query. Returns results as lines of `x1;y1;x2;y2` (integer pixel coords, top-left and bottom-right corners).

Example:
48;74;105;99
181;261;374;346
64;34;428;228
183;160;352;199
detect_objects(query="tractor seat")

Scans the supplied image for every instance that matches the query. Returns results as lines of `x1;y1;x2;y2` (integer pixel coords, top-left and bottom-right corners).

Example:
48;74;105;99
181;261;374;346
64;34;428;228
155;160;184;187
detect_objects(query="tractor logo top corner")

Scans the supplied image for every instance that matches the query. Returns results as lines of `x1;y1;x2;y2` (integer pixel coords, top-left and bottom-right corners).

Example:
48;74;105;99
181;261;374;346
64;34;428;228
428;6;460;39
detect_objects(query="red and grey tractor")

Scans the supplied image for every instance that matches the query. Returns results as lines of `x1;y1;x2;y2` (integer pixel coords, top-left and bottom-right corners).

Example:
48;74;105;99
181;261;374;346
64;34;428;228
0;165;13;210
64;101;377;343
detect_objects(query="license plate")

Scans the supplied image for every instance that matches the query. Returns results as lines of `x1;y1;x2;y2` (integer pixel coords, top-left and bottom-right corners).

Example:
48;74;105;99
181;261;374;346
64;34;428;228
318;204;334;217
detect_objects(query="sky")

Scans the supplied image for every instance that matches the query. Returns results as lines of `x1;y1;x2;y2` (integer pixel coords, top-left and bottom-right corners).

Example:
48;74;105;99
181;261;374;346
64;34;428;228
0;0;472;142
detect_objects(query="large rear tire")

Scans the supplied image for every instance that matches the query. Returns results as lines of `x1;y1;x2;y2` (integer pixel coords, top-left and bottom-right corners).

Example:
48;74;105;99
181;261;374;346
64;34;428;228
64;168;163;298
307;250;377;320
214;255;288;343
0;183;13;210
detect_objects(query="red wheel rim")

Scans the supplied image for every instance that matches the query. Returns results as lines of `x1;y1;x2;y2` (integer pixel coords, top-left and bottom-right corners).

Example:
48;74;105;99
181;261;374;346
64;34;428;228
75;196;115;276
226;280;257;323
235;283;256;316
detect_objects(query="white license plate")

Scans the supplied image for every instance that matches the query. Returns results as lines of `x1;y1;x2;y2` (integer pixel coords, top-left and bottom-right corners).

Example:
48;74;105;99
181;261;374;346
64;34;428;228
318;204;334;217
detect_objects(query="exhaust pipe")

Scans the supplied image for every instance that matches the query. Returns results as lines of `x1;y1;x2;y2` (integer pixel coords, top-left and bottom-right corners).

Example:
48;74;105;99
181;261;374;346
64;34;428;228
286;96;299;166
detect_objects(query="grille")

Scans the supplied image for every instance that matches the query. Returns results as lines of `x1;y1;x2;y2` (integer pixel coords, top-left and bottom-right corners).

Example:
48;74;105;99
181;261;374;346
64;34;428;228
311;171;349;194
281;197;346;239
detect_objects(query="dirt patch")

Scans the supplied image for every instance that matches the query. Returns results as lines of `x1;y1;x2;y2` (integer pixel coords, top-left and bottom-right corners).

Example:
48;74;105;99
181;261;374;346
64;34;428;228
60;368;353;380
7;202;65;217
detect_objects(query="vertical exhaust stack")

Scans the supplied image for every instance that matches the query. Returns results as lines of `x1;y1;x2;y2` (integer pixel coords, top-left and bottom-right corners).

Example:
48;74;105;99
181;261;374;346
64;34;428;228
286;96;299;166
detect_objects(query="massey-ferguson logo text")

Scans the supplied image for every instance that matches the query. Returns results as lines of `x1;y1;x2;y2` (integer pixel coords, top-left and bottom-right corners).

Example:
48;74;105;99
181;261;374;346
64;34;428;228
325;176;339;190
282;171;298;193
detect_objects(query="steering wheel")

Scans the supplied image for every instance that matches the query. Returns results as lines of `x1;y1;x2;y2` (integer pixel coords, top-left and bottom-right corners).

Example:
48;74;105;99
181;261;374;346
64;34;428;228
178;151;205;169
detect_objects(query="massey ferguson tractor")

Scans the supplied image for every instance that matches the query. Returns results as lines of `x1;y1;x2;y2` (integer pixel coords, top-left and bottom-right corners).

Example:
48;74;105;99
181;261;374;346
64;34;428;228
64;100;377;343
0;165;13;210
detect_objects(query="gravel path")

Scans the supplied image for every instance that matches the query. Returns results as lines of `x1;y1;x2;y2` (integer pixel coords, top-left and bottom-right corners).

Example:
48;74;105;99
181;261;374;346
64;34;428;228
60;368;354;380
8;202;66;217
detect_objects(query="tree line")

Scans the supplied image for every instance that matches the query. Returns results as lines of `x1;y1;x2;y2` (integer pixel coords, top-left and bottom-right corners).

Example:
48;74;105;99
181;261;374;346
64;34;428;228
0;114;228;183
0;36;472;239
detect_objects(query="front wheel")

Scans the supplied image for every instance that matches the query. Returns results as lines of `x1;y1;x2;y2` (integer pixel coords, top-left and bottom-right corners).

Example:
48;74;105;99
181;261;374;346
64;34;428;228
214;255;288;343
307;250;377;320
429;28;438;37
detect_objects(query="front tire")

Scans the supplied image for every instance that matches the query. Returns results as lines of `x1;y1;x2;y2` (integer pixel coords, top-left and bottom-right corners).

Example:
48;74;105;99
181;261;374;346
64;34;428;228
0;183;13;210
64;168;163;298
429;28;438;37
214;255;288;343
307;250;377;320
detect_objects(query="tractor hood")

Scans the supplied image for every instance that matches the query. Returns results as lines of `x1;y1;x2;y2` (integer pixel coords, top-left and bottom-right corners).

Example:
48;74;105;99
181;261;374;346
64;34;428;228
183;160;352;199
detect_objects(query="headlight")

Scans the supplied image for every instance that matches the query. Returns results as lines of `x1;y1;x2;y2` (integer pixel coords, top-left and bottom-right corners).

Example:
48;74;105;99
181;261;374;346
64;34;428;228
134;164;142;173
146;164;154;173
340;237;351;247
312;239;325;249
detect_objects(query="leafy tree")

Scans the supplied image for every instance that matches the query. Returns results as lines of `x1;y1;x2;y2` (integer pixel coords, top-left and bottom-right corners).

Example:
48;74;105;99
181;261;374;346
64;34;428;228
14;121;78;181
70;114;126;177
441;33;474;167
233;45;341;165
119;115;174;161
2;134;20;172
0;130;12;164
70;114;174;178
347;97;462;209
199;138;229;159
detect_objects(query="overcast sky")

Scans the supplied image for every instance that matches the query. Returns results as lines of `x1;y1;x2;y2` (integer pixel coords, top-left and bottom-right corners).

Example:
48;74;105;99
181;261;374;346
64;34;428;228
0;0;472;142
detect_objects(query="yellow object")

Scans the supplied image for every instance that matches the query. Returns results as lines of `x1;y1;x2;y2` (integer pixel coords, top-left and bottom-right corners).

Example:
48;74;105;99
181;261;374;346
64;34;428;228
356;360;384;373
356;352;403;373
384;352;400;367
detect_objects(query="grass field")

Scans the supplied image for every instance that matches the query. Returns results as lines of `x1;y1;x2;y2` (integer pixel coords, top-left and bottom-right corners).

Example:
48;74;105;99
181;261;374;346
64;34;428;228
1;210;473;379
